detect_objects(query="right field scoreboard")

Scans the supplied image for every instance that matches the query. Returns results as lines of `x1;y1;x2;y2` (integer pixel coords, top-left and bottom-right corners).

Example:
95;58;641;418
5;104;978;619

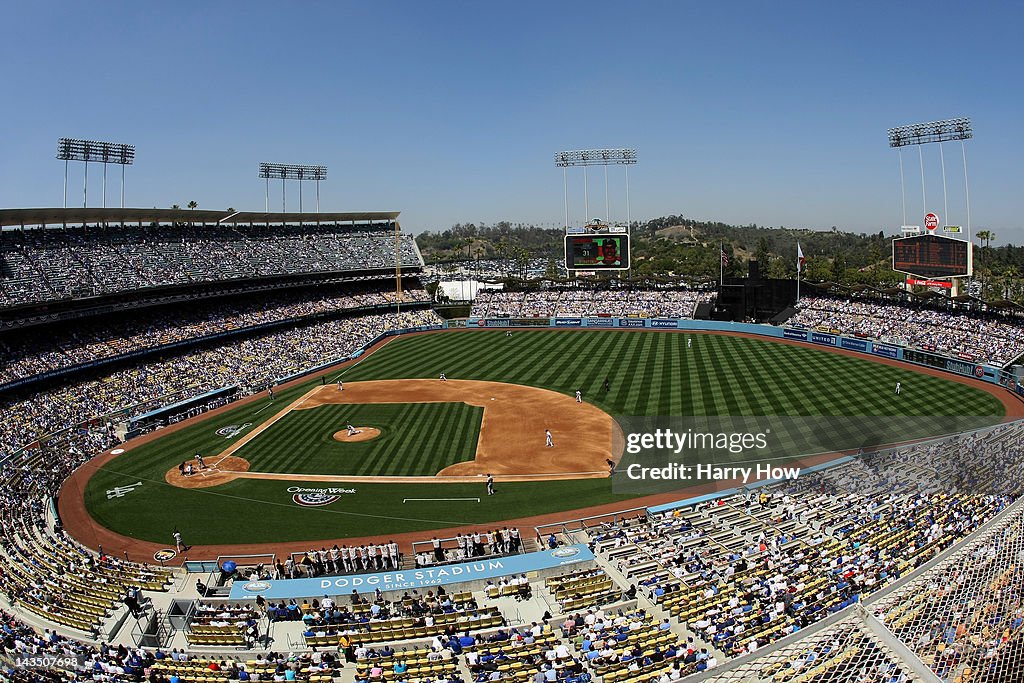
892;234;972;280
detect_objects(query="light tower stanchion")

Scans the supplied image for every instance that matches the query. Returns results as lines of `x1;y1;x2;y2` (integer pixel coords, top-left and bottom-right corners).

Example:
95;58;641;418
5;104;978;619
56;138;134;210
961;140;971;243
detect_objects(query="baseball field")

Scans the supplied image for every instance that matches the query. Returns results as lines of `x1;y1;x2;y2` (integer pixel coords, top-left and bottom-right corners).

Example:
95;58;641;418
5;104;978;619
67;329;1010;558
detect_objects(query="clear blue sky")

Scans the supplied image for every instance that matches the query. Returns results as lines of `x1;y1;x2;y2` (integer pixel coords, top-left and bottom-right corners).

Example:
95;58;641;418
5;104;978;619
1;1;1021;241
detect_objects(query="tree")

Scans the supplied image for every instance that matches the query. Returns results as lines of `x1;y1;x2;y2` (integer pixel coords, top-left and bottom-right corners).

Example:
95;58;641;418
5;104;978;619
831;252;848;282
766;256;789;280
188;201;198;210
754;237;771;270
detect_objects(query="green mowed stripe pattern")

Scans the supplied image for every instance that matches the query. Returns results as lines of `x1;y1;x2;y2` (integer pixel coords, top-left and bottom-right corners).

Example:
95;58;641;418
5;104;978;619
342;331;1004;417
82;330;1005;545
235;403;482;476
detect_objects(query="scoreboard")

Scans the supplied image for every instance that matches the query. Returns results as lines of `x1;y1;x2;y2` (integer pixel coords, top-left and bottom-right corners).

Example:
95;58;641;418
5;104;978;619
892;234;972;279
564;234;631;271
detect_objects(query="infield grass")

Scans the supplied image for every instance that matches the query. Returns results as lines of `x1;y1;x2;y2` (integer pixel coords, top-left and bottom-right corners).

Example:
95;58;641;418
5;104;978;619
234;403;482;476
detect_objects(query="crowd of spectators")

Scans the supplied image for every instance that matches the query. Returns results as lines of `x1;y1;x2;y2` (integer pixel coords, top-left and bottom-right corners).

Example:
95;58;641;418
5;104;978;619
789;295;1024;365
0;222;421;307
0;283;429;387
589;422;1024;665
1;308;442;458
471;289;715;319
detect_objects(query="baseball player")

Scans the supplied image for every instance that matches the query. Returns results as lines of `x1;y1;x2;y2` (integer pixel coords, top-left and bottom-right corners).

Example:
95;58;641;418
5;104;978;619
895;381;901;395
173;530;185;553
337;380;344;391
545;429;554;448
486;473;495;496
346;424;362;436
688;338;692;349
439;372;448;382
575;389;582;403
388;541;400;569
603;377;610;392
195;452;205;469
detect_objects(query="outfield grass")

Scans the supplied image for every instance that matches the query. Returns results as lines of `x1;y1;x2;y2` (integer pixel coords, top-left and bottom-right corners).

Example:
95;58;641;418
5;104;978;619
341;330;1003;417
82;330;1005;546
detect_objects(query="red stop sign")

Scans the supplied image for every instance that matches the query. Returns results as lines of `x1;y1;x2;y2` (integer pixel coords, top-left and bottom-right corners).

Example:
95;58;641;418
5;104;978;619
925;213;939;231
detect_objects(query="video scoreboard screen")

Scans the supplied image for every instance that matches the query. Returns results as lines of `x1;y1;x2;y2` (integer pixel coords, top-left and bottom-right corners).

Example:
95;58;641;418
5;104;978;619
892;234;972;279
564;234;630;270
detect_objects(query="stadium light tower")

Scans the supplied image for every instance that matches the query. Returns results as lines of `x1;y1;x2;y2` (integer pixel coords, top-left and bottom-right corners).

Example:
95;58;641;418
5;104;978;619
56;138;135;208
886;118;972;240
258;162;328;213
555;149;637;230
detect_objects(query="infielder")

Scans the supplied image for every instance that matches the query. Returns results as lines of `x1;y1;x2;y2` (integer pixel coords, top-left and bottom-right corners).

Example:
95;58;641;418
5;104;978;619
439;373;448;382
575;389;582;403
545;429;554;448
346;424;362;436
337;380;344;391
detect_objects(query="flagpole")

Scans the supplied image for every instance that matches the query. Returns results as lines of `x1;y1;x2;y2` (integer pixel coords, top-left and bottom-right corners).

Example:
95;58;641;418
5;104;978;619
796;243;801;304
720;241;724;286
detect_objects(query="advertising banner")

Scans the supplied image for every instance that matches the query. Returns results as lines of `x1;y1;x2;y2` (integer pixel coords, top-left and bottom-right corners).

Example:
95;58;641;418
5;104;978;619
840;338;868;352
810;332;837;346
871;343;900;359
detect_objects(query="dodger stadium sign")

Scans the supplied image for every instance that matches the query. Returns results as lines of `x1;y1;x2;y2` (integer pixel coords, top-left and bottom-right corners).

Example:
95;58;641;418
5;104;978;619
230;544;595;599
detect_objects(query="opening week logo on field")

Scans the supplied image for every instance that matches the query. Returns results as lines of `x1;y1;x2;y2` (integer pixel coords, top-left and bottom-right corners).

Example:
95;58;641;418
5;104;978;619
216;423;253;438
289;486;357;507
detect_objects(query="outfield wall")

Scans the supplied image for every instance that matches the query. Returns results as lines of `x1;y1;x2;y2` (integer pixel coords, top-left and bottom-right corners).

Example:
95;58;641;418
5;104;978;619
464;316;1021;396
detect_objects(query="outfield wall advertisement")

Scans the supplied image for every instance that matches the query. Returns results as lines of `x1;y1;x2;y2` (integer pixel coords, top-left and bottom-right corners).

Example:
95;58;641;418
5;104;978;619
229;544;595;600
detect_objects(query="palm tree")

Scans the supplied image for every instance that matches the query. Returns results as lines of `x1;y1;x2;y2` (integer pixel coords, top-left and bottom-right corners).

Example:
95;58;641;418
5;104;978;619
975;230;993;250
187;201;197;210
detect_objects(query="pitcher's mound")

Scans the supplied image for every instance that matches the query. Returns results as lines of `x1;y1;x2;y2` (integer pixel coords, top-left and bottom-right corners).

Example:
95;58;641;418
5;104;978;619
333;427;381;443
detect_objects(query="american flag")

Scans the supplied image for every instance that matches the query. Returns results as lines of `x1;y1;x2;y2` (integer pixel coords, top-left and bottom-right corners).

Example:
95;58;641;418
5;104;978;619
720;246;730;266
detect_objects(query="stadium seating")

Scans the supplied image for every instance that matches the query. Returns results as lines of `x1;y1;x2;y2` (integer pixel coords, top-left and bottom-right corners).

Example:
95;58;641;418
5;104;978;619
789;295;1024;365
0;283;430;388
470;289;715;319
0;223;421;307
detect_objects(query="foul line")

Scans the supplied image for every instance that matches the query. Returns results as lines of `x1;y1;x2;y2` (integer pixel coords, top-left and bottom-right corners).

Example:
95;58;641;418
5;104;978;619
403;497;481;503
